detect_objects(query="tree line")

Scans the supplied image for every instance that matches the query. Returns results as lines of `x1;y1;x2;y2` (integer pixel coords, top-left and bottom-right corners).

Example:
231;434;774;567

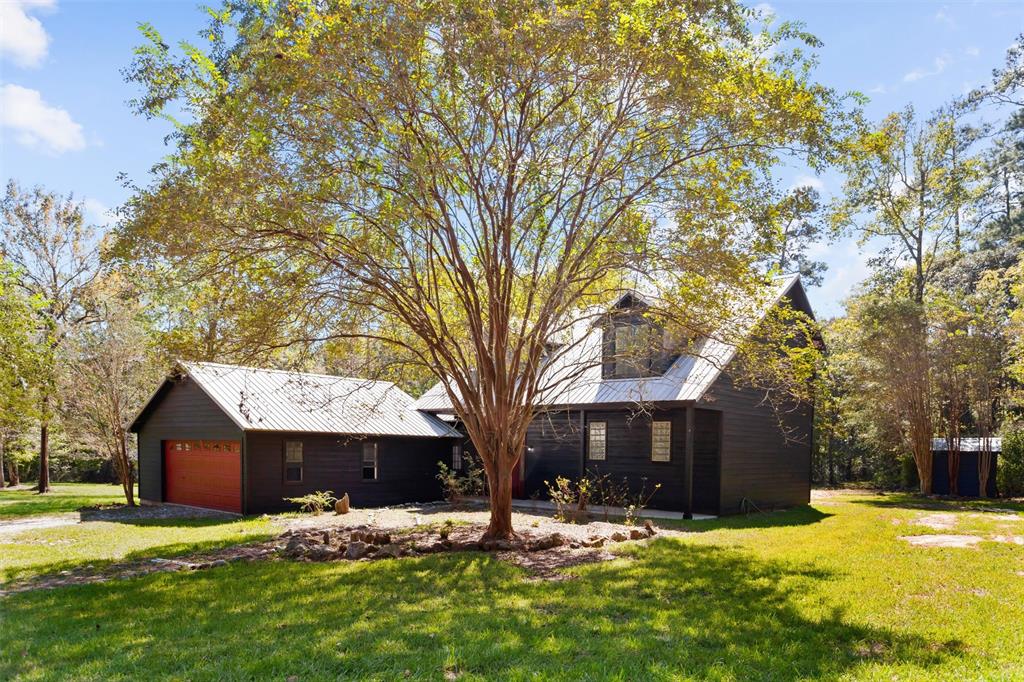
815;39;1024;494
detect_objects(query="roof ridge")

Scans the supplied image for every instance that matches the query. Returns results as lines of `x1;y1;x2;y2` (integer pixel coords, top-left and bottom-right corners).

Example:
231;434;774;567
182;360;397;388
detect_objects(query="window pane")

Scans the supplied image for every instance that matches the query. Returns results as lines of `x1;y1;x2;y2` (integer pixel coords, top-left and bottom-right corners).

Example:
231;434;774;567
452;445;462;470
652;421;671;461
588;422;607;461
363;442;378;480
285;466;302;482
285;441;303;463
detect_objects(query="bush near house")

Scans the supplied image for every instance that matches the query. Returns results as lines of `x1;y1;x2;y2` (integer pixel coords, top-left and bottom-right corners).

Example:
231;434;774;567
998;430;1024;497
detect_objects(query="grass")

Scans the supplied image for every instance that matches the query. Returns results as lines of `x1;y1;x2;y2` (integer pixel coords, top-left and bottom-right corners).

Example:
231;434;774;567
2;490;1024;680
0;484;275;583
0;483;134;519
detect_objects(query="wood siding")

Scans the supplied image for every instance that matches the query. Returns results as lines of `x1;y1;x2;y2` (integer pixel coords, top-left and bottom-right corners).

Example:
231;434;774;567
932;451;998;497
245;432;451;514
701;372;812;514
134;377;243;505
521;406;721;513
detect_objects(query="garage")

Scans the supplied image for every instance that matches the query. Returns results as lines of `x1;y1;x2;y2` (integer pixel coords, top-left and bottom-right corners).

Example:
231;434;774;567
164;439;241;513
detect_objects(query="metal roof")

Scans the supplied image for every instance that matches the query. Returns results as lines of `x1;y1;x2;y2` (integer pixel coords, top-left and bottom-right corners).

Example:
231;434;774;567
931;437;1002;452
412;274;806;412
156;362;460;438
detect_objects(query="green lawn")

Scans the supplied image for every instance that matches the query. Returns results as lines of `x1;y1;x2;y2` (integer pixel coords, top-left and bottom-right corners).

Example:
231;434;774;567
0;483;134;519
0;484;275;583
3;491;1024;680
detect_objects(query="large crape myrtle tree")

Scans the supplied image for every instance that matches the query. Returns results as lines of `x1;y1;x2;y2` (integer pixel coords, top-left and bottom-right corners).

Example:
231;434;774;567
120;0;847;539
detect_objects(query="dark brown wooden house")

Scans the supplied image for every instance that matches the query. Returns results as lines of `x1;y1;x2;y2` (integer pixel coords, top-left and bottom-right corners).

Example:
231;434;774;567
414;274;816;517
129;362;460;514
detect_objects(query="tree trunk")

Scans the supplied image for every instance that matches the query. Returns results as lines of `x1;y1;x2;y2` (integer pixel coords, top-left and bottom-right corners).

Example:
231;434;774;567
116;432;136;507
38;419;50;493
0;437;6;488
8;459;19;486
483;458;516;540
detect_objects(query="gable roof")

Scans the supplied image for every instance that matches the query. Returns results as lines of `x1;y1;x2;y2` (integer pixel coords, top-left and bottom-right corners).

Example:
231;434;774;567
412;274;812;412
130;361;460;438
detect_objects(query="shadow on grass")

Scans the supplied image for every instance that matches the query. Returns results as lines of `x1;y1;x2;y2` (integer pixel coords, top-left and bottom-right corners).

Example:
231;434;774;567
1;540;961;680
657;504;834;533
850;493;1024;514
1;518;276;585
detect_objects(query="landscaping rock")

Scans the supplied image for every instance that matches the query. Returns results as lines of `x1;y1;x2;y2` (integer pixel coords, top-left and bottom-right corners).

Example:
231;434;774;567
307;545;335;561
453;539;483;552
378;543;402;559
528;533;566;551
320;530;331;545
644;520;657;537
610;532;628;542
335;493;350;514
210;559;229;568
345;541;368;560
629;529;646;541
285;536;309;556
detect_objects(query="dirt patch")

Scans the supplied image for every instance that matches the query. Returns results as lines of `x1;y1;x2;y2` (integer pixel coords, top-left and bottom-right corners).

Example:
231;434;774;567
78;504;237;523
282;502;685;543
0;514;79;537
900;534;983;548
991;535;1024;545
916;513;958;530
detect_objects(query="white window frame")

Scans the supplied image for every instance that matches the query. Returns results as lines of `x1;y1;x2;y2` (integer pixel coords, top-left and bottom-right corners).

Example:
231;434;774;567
651;421;671;462
362;442;379;480
588;421;607;461
284;440;304;482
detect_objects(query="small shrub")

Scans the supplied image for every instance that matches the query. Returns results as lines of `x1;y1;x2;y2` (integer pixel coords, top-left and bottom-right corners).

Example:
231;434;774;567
998;430;1024;498
439;519;455;541
545;476;592;523
436;451;486;504
284;490;336;515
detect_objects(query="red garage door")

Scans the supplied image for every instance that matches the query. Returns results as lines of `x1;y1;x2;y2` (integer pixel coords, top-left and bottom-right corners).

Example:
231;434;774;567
164;440;241;513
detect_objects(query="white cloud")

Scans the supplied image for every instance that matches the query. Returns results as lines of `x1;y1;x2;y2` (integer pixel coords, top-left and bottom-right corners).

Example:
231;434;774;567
964;46;980;57
903;54;950;83
867;83;891;95
934;6;957;28
83;198;114;227
0;0;55;68
753;3;776;20
790;174;825;192
0;83;86;154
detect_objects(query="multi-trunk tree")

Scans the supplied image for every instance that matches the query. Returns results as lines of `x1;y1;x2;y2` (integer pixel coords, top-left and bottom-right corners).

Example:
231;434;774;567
120;0;848;538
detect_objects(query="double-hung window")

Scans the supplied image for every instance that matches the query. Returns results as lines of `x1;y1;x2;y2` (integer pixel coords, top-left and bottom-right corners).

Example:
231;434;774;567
284;441;303;482
362;442;379;480
452;444;463;470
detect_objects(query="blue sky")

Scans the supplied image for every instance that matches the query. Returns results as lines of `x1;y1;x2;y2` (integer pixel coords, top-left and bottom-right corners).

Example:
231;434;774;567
1;1;1022;318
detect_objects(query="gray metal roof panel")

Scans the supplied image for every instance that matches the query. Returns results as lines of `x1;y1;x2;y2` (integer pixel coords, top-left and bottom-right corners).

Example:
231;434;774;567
181;362;460;438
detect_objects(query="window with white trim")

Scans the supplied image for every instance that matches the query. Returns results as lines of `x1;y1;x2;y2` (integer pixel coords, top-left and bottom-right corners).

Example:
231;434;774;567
588;421;607;461
284;441;303;482
651;421;671;462
362;442;379;480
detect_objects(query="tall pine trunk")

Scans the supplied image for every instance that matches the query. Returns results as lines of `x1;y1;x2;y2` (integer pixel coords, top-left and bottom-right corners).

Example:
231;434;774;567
0;437;6;488
38;420;50;493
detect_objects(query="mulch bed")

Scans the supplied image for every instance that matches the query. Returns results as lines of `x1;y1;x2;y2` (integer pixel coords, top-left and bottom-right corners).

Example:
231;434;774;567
1;521;658;596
